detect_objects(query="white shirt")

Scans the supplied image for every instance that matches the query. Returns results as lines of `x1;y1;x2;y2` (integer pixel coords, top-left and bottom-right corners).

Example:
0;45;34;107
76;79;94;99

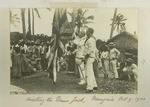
109;48;120;60
20;44;28;53
75;37;86;58
83;37;96;58
101;51;109;60
123;64;138;73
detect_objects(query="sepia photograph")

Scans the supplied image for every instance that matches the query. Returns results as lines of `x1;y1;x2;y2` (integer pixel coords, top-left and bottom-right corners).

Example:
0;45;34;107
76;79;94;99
9;8;138;94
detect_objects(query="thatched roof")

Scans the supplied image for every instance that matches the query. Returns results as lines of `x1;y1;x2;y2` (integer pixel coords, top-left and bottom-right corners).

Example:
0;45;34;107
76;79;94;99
107;31;138;50
60;22;74;36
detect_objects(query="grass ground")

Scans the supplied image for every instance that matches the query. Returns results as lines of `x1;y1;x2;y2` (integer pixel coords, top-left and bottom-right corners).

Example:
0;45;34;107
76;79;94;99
10;71;137;94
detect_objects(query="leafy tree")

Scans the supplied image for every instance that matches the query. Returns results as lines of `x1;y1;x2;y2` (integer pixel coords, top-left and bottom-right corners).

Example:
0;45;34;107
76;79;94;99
68;8;94;33
20;8;26;39
47;8;67;83
10;10;20;27
110;13;127;35
110;8;117;39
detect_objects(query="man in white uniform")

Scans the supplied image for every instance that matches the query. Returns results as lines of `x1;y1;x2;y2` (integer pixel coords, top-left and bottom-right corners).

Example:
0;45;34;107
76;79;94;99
83;28;98;93
73;30;86;85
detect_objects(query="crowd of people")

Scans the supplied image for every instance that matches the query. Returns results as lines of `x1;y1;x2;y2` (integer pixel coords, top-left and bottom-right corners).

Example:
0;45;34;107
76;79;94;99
10;39;52;78
10;27;138;93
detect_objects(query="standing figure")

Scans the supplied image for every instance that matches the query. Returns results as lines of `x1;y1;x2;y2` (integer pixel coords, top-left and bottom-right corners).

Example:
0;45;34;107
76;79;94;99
27;41;33;59
83;28;98;93
20;40;31;76
41;42;48;71
11;40;31;78
108;42;120;79
35;40;42;71
73;30;86;85
67;41;76;73
11;42;22;78
101;45;110;79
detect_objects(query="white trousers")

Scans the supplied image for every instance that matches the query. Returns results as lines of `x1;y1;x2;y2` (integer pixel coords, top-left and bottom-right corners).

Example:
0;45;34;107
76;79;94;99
103;60;110;75
85;58;97;90
132;69;138;82
75;58;85;82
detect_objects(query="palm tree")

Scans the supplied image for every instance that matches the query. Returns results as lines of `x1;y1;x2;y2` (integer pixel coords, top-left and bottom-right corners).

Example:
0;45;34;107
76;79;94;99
110;8;117;39
32;9;35;36
47;8;67;83
20;8;26;39
68;8;94;34
27;8;31;37
113;13;127;34
110;12;127;37
10;10;20;27
67;8;77;28
76;8;94;33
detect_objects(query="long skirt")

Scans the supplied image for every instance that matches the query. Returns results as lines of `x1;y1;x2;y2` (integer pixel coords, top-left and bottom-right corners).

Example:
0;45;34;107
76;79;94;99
41;54;47;71
110;60;119;78
11;54;22;78
11;54;31;78
68;54;75;72
21;54;31;75
93;60;99;78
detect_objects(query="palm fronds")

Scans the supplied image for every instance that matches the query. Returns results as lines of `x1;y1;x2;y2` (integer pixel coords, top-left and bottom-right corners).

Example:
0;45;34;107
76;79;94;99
46;8;51;11
110;13;127;34
84;15;94;20
10;10;20;27
34;8;41;19
74;8;94;32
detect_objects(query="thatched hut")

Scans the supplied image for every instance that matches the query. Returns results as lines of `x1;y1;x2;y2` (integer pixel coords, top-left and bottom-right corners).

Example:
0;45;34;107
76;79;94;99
107;31;138;64
60;22;74;45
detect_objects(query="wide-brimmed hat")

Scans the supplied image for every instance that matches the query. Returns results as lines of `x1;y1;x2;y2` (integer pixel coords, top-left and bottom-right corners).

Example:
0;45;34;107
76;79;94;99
108;42;116;47
125;58;134;63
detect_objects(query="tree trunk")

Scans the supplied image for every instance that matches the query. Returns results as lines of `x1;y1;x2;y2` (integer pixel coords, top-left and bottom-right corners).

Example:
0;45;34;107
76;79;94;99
28;8;31;37
21;8;26;39
110;8;117;39
32;9;34;36
71;9;77;28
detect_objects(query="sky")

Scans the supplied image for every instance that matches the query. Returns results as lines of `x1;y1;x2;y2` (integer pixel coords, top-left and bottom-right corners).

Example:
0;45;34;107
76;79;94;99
10;8;137;41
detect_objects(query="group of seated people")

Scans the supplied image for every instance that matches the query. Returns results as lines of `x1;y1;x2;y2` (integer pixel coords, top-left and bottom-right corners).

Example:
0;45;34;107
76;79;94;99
10;39;52;78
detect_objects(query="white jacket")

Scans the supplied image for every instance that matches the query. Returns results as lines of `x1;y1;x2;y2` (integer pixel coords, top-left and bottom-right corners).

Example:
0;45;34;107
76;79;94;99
83;37;96;58
75;37;86;58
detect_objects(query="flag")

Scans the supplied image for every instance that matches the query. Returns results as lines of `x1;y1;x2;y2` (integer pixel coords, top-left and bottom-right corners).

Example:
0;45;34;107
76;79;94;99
47;8;68;83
